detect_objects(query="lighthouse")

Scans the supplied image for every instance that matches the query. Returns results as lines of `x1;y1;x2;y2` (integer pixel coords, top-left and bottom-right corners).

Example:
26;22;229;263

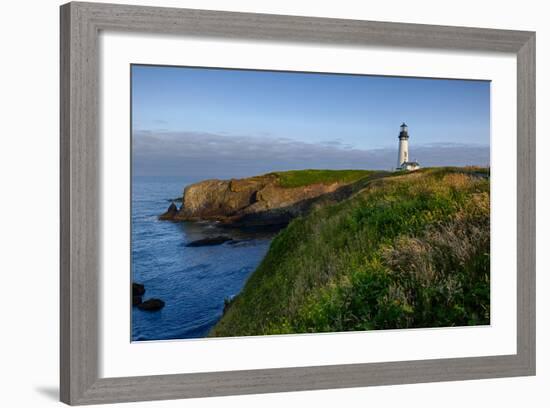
396;123;420;171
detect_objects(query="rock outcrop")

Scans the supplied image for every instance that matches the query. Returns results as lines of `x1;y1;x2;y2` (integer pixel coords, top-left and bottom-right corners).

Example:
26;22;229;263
132;283;145;296
132;282;145;305
132;283;165;311
137;298;165;311
186;236;233;247
159;202;179;220
160;174;357;227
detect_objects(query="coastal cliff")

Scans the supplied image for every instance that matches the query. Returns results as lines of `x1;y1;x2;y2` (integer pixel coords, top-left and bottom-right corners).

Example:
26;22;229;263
160;170;375;227
210;167;491;337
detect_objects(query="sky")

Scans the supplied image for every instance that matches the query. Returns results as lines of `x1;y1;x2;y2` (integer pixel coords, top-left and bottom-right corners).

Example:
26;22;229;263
132;64;490;178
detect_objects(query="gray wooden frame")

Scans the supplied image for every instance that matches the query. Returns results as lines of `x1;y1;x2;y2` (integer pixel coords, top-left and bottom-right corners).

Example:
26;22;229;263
60;1;536;405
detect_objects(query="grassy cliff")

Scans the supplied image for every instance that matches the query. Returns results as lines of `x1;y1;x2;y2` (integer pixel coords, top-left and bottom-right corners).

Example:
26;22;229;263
210;167;490;337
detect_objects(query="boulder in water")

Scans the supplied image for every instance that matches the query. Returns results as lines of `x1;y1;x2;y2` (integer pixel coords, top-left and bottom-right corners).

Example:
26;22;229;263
186;236;233;247
137;298;165;311
132;282;145;296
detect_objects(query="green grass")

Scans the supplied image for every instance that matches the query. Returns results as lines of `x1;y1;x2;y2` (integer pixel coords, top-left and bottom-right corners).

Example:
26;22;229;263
210;167;490;337
270;169;376;188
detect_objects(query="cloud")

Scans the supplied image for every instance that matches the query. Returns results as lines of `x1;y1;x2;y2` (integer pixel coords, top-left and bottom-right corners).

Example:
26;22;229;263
132;130;489;179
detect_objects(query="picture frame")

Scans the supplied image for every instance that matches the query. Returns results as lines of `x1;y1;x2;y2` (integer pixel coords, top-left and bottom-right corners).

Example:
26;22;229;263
60;1;535;405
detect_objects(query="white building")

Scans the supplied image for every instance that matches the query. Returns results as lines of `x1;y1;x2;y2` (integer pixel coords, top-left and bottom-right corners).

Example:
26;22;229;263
396;122;420;171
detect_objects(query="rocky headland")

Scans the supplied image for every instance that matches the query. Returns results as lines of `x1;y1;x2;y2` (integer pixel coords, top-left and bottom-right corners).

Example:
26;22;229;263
159;171;373;227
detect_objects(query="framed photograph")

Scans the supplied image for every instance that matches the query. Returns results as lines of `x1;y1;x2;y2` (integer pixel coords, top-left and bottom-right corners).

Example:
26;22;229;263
60;2;535;405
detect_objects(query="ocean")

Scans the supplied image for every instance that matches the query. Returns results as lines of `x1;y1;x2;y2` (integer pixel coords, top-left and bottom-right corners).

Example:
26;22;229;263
131;176;276;341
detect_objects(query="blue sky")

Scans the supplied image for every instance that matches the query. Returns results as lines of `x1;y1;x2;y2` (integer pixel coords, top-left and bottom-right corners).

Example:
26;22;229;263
132;65;490;178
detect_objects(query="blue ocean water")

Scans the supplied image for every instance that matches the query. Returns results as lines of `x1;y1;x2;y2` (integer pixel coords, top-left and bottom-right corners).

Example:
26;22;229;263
131;176;276;341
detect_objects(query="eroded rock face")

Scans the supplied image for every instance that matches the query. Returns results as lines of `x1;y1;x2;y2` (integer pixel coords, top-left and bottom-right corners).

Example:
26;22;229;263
160;175;350;227
175;176;274;221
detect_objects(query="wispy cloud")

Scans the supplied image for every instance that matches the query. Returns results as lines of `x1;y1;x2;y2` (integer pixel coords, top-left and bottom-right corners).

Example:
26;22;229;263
132;131;489;179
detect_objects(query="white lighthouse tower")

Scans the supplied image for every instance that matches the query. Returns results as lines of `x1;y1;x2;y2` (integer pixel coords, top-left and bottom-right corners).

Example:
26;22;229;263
396;122;420;171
